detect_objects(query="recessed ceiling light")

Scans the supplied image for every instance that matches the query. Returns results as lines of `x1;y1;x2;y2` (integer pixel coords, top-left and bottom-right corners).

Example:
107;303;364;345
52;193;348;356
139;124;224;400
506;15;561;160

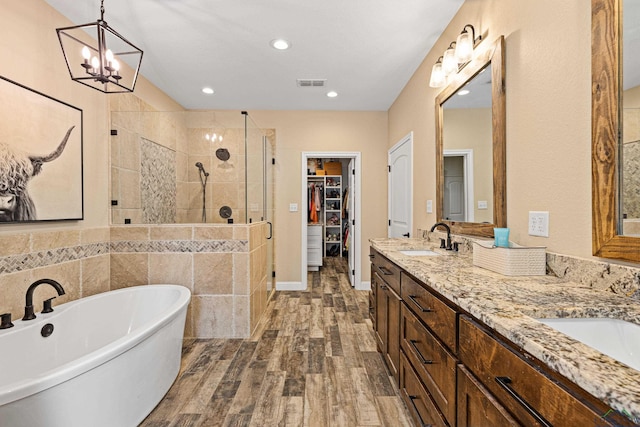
327;91;338;98
270;39;290;50
202;87;214;95
457;89;470;96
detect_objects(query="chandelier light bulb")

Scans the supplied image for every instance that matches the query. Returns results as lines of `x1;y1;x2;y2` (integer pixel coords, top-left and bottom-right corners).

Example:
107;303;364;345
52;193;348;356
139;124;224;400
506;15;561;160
81;46;91;60
112;59;120;71
105;49;114;63
91;56;100;70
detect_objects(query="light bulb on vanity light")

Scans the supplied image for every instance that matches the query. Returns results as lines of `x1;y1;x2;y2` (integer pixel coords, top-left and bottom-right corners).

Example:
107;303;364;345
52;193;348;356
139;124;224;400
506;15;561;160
429;57;446;88
442;43;458;76
455;30;474;63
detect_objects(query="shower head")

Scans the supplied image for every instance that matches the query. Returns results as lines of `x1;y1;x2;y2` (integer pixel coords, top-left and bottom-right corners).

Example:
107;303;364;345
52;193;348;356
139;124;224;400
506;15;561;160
195;162;209;176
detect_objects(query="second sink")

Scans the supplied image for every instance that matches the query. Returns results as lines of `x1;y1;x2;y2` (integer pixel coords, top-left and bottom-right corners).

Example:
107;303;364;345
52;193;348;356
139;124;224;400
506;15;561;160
538;317;640;371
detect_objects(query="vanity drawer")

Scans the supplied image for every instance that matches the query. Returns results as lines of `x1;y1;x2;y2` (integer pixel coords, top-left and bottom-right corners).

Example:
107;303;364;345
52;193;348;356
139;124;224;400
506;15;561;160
370;249;401;294
401;272;457;353
457;364;521;427
401;304;456;425
459;316;630;427
399;352;448;427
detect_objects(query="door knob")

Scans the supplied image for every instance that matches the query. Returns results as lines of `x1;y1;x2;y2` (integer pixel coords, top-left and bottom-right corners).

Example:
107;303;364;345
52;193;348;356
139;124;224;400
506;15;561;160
402;232;410;238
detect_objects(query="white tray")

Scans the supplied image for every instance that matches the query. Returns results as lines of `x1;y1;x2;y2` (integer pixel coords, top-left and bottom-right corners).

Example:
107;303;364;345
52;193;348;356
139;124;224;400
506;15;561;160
472;241;546;276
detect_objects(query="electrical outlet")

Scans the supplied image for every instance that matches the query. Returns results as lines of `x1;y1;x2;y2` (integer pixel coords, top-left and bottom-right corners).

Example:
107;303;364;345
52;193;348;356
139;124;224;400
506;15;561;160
289;203;298;212
528;211;549;237
477;200;488;210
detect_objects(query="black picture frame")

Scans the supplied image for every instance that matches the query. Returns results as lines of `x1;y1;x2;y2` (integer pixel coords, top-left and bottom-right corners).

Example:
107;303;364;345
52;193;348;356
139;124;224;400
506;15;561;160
0;76;83;222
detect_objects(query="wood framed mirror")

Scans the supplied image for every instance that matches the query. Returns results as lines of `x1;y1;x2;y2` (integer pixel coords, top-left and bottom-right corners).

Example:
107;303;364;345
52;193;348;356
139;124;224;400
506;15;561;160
435;35;506;237
592;0;640;262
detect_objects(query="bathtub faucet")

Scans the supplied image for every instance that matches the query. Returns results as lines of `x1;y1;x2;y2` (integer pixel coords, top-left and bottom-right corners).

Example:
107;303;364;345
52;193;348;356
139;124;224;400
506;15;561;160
22;278;65;321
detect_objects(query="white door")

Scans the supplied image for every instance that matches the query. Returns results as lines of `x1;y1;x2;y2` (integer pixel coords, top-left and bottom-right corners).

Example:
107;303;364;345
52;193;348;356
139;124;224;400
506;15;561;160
347;159;355;286
443;156;466;221
388;133;413;238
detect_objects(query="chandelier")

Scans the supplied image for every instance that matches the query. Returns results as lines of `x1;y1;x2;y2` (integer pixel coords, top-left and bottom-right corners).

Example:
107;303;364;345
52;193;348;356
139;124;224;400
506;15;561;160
56;0;143;93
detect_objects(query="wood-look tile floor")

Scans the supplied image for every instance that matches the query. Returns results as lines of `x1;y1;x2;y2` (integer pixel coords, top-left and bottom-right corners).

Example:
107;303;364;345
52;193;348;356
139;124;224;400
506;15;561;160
140;257;413;427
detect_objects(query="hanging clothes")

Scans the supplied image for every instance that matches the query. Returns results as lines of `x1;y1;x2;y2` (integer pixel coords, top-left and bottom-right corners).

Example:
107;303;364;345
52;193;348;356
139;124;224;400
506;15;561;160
342;187;349;219
310;183;318;223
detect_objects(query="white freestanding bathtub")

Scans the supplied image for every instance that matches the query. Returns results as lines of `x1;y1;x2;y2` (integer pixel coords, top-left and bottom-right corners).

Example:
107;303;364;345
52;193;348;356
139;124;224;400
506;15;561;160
0;284;190;427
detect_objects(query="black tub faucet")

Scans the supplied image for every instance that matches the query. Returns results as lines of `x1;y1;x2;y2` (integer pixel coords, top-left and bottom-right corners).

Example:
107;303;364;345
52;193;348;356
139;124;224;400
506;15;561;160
430;222;453;251
22;278;65;321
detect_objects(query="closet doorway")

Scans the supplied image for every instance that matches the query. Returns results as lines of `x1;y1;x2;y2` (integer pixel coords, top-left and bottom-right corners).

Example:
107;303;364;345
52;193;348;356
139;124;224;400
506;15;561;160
301;152;363;290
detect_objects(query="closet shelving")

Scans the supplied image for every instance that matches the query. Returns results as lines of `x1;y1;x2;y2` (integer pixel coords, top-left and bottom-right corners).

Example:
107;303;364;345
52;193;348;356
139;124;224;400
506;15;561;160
324;176;342;257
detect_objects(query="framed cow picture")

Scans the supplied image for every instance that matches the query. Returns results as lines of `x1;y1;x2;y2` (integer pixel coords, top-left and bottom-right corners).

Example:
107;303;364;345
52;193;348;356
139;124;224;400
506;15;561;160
0;76;83;222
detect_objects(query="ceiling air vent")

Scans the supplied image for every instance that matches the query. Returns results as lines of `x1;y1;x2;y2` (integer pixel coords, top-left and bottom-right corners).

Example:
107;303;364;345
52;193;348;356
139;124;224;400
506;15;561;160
296;79;326;88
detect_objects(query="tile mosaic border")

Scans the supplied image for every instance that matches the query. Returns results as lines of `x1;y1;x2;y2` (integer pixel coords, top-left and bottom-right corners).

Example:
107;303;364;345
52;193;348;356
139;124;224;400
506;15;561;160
110;240;248;253
0;242;109;275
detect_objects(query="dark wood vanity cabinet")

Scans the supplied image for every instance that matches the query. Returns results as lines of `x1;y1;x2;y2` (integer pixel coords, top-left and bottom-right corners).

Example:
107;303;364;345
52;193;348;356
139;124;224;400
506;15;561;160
459;316;635;427
370;246;636;427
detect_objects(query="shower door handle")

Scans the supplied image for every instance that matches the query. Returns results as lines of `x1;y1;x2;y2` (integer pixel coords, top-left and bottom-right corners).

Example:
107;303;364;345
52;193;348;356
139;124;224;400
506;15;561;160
267;222;273;239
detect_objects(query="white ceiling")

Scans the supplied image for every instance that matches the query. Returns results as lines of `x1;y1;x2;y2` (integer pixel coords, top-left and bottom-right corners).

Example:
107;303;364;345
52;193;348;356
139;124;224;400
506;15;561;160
44;0;465;111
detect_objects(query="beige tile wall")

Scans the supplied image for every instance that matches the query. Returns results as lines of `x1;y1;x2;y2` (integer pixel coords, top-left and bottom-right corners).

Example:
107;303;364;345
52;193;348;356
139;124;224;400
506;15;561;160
187;127;246;223
0;223;270;339
110;223;270;339
0;228;110;322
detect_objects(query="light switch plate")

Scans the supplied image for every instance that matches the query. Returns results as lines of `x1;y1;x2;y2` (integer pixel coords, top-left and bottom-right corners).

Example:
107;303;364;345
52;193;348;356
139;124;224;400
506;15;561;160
528;211;549;237
289;203;298;212
426;200;433;213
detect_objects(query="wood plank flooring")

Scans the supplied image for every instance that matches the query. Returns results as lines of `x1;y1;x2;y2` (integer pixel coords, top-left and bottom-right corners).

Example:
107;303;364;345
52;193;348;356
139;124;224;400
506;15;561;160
140;257;413;427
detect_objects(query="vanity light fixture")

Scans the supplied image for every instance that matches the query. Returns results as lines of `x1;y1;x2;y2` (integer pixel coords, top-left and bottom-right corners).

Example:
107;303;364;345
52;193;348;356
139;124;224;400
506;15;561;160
56;0;143;93
428;24;482;88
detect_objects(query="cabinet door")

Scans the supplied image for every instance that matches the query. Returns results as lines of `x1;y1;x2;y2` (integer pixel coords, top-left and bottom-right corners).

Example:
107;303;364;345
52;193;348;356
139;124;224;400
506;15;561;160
457;365;521;427
373;272;387;353
385;285;401;383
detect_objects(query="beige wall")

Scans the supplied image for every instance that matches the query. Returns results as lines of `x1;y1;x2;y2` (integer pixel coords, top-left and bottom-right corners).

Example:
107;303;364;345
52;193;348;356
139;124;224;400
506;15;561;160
0;0;109;233
217;110;390;283
390;0;594;259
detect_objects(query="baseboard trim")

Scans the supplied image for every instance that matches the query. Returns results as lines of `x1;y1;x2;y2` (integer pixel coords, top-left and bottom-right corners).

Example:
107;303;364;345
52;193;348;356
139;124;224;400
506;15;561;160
355;281;371;291
276;281;306;291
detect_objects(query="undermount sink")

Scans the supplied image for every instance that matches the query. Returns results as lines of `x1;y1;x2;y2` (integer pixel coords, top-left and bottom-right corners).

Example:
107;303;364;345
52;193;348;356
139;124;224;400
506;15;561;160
398;250;441;256
537;317;640;371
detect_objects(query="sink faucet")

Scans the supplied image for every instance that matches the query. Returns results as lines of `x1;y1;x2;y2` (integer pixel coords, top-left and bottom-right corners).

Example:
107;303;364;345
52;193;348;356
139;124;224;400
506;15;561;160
430;222;453;251
22;278;65;321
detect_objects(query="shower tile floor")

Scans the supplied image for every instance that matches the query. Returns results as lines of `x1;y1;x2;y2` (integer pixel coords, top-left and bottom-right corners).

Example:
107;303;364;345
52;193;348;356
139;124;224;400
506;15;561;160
140;257;413;426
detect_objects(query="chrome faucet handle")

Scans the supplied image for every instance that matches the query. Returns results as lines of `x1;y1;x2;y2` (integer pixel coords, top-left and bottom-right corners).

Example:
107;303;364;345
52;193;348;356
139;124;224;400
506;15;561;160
42;297;56;314
0;313;14;329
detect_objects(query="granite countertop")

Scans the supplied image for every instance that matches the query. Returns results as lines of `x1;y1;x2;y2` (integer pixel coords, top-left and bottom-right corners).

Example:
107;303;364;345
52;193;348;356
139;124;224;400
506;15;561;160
370;238;640;421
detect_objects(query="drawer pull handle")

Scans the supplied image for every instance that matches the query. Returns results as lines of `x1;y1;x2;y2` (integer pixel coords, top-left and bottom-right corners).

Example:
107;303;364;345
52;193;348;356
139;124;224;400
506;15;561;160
379;266;394;276
408;295;433;313
369;254;375;260
407;394;431;427
495;377;552;427
380;284;388;291
409;340;433;365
